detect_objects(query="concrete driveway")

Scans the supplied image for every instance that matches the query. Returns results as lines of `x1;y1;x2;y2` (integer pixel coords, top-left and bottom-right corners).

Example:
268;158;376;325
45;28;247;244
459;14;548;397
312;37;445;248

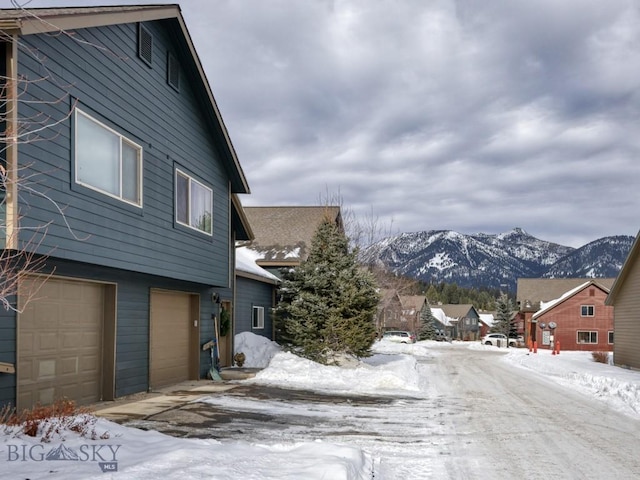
94;373;395;440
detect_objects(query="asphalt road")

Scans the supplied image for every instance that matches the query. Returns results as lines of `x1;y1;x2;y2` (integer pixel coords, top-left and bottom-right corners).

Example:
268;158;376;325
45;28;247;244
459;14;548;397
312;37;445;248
121;345;640;479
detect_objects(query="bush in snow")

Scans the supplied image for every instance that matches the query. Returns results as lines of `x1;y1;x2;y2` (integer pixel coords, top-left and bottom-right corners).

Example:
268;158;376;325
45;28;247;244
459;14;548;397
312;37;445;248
0;398;109;442
591;351;610;364
273;215;379;364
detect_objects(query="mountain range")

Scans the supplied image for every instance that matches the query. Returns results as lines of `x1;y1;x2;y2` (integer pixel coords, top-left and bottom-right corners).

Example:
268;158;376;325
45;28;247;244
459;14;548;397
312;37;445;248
359;228;634;291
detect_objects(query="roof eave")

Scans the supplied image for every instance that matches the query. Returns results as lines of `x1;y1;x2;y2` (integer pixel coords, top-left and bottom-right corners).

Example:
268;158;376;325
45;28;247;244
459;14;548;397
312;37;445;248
5;5;250;195
606;230;640;305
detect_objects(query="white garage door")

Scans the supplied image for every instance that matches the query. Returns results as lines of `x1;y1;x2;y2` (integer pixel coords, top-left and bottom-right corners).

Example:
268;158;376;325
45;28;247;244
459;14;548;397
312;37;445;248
18;277;104;410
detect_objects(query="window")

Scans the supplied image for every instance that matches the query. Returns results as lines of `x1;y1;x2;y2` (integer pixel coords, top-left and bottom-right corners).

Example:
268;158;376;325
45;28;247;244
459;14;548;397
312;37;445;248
581;305;595;317
175;169;213;235
252;306;264;329
608;331;614;344
75;109;142;206
577;331;597;344
167;52;180;91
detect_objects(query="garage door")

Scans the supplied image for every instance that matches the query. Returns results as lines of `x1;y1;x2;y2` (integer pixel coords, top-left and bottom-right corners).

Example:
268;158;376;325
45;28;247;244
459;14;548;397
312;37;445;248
18;277;105;410
149;290;195;389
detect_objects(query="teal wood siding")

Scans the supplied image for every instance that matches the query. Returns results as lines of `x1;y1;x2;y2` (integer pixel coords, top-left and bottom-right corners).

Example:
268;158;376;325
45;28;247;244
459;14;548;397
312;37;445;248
0;259;217;408
235;276;275;340
14;20;231;286
0;306;16;408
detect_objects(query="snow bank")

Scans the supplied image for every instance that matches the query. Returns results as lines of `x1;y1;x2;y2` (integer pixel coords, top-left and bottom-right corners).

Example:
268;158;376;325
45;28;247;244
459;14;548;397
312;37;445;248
234;332;281;368
503;348;640;417
247;350;426;396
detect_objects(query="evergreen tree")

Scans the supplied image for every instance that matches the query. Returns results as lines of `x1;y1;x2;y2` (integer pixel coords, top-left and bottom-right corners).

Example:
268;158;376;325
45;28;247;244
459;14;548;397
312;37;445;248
494;293;515;345
274;216;379;364
418;298;437;340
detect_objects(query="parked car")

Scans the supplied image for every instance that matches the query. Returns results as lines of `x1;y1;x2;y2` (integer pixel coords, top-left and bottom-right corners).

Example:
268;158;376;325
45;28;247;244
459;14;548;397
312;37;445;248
481;333;519;347
435;331;452;342
382;331;416;344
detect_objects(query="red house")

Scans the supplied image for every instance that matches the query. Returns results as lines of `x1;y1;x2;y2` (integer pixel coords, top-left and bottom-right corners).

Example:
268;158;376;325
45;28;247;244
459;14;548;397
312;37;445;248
531;281;614;351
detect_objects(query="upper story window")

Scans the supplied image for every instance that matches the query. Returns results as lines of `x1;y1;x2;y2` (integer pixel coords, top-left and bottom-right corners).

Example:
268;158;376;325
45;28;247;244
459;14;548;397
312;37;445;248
581;305;595;317
175;169;212;235
75;109;143;207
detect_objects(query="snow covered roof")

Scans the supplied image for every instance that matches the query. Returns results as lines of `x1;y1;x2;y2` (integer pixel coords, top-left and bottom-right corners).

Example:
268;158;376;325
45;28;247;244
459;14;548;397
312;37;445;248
479;313;495;327
532;280;609;319
236;247;281;284
431;308;454;327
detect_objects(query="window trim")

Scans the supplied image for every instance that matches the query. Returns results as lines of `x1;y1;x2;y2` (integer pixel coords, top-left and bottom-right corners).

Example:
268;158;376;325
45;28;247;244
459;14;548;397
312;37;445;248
175;168;213;236
252;306;265;330
74;108;143;208
608;331;614;345
577;330;598;344
580;305;595;317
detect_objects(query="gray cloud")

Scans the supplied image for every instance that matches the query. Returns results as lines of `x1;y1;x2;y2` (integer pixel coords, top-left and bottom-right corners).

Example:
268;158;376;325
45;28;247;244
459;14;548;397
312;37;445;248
35;0;640;247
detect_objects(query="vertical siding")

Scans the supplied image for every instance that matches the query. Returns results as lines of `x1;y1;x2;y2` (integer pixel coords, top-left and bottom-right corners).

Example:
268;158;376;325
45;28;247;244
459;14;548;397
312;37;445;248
15;20;231;286
235;276;275;341
613;261;640;369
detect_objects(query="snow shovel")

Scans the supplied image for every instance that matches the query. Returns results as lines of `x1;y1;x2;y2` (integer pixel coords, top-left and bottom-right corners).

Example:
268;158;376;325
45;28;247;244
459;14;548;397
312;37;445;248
202;336;223;382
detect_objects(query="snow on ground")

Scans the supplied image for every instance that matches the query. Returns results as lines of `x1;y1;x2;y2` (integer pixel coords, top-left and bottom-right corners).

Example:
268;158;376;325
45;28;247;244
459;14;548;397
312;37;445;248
234;331;281;368
3;334;640;479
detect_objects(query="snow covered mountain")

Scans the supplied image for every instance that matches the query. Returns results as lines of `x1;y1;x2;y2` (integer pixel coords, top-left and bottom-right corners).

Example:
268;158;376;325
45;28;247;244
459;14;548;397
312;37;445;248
359;228;634;291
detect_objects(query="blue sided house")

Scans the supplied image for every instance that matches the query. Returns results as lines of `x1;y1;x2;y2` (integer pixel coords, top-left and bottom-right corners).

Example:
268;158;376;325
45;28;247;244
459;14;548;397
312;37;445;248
0;5;251;410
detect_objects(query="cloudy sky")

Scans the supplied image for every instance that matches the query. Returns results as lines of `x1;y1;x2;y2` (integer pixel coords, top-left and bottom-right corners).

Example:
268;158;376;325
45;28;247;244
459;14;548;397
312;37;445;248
29;0;640;247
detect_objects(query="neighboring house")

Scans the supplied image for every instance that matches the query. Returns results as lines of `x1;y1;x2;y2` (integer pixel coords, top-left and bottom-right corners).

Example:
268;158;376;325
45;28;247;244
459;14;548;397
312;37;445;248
242;206;343;278
439;304;480;340
532;281;614;351
478;313;495;338
0;6;250;410
399;296;428;334
376;289;403;333
606;231;640;369
234;247;280;343
431;308;455;338
516;278;616;346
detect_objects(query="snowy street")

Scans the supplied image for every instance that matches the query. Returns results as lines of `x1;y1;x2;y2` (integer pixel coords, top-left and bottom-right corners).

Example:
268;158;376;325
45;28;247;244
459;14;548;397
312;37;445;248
5;339;640;479
122;342;640;479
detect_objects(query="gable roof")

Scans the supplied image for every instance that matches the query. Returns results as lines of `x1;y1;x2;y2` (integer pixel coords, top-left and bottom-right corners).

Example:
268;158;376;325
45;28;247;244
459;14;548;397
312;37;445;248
243;206;343;265
606;230;640;305
532;280;610;319
0;5;249;194
439;304;478;319
399;295;427;313
517;277;616;310
478;313;495;327
431;308;453;327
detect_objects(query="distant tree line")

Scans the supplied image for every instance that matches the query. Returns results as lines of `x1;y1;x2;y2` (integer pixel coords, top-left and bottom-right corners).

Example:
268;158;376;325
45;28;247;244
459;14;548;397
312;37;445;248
421;282;506;310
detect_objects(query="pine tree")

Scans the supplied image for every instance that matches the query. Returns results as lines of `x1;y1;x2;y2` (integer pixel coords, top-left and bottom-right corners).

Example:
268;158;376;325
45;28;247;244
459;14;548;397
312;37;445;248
494;293;515;344
418;298;437;340
274;215;379;364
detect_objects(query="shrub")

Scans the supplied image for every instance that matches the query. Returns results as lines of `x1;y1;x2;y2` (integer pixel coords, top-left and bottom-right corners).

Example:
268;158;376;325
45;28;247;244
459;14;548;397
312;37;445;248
0;398;109;442
591;351;610;364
